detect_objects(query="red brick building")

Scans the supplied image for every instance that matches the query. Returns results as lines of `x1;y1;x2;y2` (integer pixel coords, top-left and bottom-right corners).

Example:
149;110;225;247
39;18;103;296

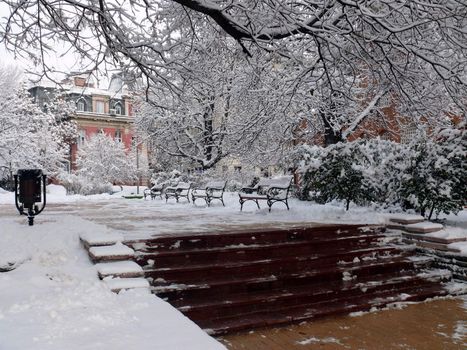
29;73;138;171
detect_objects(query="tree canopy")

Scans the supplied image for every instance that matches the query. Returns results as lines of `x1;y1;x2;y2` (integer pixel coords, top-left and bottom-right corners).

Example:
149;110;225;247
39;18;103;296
1;1;466;148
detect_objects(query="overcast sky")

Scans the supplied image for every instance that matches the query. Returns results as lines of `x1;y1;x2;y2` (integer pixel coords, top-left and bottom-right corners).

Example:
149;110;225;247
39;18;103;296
0;41;113;88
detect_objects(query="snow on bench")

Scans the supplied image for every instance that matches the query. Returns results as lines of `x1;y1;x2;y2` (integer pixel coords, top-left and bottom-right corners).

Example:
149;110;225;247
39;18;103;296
96;261;144;279
80;231;124;248
404;222;444;234
104;277;150;293
89;243;134;262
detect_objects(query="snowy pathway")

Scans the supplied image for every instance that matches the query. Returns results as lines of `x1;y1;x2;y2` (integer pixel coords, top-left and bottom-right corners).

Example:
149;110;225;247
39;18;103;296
0;213;226;350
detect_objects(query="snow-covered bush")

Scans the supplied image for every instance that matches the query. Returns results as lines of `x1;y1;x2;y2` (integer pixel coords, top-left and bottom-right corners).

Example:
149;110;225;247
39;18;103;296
58;173;113;195
66;133;137;194
296;126;466;217
297;142;375;210
400;125;466;219
356;139;407;206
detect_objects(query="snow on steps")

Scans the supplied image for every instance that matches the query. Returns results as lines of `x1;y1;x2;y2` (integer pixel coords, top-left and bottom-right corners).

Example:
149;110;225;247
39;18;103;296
400;236;467;281
96;261;144;279
88;243;134;263
80;231;124;249
80;233;149;293
127;224;456;335
104;277;150;293
388;214;425;225
405;222;444;234
387;214;444;234
399;224;466;254
387;220;467;281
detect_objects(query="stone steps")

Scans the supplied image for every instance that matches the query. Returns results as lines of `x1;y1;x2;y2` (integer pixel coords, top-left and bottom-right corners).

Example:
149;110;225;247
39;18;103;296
80;234;149;293
177;272;446;322
144;247;406;284
199;283;449;334
136;233;388;267
132;224;453;334
126;224;385;251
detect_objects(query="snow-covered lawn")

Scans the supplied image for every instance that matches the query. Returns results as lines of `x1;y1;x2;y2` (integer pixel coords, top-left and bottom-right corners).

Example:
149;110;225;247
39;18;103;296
0;186;466;349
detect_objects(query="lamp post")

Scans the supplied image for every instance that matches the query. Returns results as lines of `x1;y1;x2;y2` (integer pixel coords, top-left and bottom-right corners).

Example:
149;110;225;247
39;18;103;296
14;169;47;226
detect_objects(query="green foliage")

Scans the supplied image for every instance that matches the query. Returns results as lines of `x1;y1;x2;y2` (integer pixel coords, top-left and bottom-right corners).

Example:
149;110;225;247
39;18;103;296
400;126;466;219
299;142;375;210
296;124;466;218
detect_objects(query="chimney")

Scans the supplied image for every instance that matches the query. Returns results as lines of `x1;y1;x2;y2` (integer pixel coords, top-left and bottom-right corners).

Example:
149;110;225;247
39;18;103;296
74;77;86;87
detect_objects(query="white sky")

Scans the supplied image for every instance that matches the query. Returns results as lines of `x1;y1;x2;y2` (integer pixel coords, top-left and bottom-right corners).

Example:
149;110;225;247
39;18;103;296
0;41;112;88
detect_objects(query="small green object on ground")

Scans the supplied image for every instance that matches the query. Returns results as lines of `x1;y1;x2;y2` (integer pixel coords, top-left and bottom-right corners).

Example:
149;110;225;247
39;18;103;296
122;195;144;199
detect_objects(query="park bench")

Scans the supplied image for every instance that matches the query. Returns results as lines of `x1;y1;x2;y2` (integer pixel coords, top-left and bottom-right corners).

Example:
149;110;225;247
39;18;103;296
191;180;227;206
143;183;164;200
238;175;293;212
165;182;191;203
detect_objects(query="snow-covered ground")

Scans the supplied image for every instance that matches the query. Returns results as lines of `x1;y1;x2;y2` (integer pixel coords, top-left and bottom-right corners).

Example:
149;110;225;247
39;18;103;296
0;185;466;349
0;214;225;350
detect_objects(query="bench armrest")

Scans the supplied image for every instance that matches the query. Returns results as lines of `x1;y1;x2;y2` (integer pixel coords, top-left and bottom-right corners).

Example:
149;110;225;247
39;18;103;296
267;185;291;199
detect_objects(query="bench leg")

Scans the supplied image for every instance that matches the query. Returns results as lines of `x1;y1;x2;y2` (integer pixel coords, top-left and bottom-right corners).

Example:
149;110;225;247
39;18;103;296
255;200;260;209
220;196;225;207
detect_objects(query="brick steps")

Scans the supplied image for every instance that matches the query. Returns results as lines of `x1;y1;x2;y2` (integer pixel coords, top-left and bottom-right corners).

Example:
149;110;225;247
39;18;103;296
126;225;385;251
177;272;446;322
144;247;405;284
199;283;449;334
152;252;421;300
136;234;387;267
131;224;454;334
80;235;149;293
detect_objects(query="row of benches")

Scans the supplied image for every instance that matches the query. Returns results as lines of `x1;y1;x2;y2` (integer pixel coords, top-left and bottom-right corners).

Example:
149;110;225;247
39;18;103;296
143;176;293;212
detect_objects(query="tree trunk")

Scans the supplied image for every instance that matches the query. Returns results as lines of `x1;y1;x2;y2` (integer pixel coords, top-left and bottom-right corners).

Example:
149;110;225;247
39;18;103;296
321;111;342;146
428;203;436;221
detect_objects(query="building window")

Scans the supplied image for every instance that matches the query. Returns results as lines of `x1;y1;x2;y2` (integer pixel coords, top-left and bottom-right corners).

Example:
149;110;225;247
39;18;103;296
77;130;86;146
76;98;86;112
95;100;105;114
114;103;123;115
400;124;419;144
115;129;122;142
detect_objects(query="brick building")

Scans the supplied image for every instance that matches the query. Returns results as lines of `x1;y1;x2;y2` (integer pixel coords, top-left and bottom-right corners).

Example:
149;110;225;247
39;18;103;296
29;73;140;172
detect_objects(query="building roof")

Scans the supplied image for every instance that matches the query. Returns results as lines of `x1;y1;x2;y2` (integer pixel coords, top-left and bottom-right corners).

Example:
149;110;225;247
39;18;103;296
30;74;130;99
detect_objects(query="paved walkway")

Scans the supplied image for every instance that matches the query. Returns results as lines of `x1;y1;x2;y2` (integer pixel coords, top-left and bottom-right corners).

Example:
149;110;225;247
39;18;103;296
219;298;466;349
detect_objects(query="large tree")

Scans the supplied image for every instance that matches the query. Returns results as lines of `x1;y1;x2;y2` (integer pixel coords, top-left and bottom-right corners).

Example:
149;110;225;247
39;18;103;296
137;24;301;170
0;64;76;188
1;1;466;145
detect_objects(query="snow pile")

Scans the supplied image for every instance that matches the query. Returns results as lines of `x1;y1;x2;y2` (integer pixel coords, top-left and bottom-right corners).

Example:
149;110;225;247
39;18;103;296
0;215;225;350
46;184;68;196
